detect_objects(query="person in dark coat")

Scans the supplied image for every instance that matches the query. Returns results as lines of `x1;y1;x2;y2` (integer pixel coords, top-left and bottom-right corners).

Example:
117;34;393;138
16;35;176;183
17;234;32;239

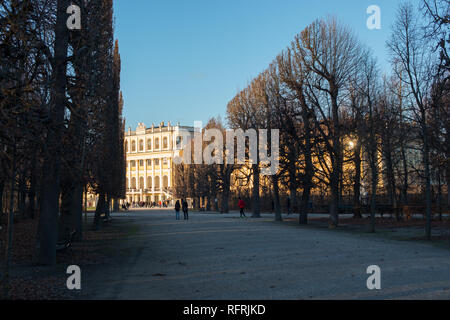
182;199;189;220
175;200;181;220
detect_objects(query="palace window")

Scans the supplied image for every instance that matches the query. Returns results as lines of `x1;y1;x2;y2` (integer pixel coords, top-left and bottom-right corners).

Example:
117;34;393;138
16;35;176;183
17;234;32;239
147;177;152;188
163;158;168;165
154;159;160;166
139;177;144;189
131;141;136;152
147;159;152;166
139;140;144;152
155;138;160;149
163;176;169;188
139;160;144;166
176;136;182;149
131;177;136;189
163;137;168;149
147;139;152;151
154;176;160;189
131;160;136;167
125;141;129;153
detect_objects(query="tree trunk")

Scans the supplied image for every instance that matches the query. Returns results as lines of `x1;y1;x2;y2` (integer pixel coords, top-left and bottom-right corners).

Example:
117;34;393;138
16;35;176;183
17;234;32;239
18;175;26;219
423;124;432;240
446;121;450;207
3;153;16;298
105;194;112;220
329;152;340;228
272;175;282;221
113;198;119;213
437;172;443;222
27;171;36;219
353;141;362;219
84;186;88;221
0;179;4;220
37;0;70;266
59;183;74;241
289;188;297;217
329;185;339;228
446;163;450;209
299;151;314;225
329;91;341;228
71;183;83;241
401;145;409;205
58;170;83;242
383;142;399;220
252;164;261;218
369;163;378;233
194;196;201;210
300;106;314;225
220;189;229;213
206;195;211;211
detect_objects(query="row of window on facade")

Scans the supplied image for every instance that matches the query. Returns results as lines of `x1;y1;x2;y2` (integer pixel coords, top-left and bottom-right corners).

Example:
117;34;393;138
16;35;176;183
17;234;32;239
128;158;169;168
125;136;183;153
127;176;169;190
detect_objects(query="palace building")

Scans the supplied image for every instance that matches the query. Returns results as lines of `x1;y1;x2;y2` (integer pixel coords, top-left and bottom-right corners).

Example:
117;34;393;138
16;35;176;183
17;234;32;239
124;121;195;205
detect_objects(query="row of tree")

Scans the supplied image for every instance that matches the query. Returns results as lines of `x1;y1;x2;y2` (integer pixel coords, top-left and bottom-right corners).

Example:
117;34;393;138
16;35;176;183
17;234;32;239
173;0;449;238
0;0;125;279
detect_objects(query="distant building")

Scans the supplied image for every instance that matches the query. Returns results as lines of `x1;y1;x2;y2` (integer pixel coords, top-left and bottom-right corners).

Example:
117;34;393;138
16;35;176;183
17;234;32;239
124;122;195;204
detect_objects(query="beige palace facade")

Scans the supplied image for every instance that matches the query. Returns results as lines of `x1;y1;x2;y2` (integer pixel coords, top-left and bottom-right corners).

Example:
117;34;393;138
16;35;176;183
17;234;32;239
124;121;194;205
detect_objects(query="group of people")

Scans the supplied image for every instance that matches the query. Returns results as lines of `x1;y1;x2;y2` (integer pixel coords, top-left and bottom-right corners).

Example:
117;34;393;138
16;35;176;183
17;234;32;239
121;200;174;211
130;201;171;208
123;198;248;220
174;198;247;220
174;199;189;220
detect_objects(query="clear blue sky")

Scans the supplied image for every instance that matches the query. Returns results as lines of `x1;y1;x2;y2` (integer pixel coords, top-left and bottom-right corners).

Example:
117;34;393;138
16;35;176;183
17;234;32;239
113;0;421;130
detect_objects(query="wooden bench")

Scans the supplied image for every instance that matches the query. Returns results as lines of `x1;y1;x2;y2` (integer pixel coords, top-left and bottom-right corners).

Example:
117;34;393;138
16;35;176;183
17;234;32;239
402;206;450;220
100;213;112;222
338;204;398;216
56;230;77;253
401;206;422;220
375;205;400;218
359;205;399;217
338;205;354;214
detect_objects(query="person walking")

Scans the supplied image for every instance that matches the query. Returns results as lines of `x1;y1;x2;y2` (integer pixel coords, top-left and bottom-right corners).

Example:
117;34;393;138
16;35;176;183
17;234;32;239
175;200;181;220
238;198;246;218
182;199;189;220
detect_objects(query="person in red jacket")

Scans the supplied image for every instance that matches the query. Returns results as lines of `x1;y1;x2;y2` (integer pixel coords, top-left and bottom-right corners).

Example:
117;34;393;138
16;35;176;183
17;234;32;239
238;198;246;218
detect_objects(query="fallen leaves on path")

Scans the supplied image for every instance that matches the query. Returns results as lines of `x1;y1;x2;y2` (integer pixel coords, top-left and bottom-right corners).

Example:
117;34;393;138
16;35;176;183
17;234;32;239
0;217;127;300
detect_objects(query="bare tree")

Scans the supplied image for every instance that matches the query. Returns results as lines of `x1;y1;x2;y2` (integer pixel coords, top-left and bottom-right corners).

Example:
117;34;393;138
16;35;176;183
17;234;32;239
297;17;363;227
357;52;382;233
388;2;436;239
277;48;315;224
37;0;70;265
227;84;266;217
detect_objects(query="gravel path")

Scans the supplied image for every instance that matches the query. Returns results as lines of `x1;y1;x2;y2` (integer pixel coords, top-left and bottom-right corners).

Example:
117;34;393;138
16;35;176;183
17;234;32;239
79;209;450;300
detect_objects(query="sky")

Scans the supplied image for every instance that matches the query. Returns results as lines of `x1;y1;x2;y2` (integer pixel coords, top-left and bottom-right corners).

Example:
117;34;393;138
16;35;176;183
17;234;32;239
113;0;422;130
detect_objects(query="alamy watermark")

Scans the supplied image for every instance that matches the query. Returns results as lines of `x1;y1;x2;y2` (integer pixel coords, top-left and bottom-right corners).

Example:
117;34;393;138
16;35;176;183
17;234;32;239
68;5;382;31
174;122;280;176
66;265;81;290
67;5;81;30
366;265;381;290
367;5;381;30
